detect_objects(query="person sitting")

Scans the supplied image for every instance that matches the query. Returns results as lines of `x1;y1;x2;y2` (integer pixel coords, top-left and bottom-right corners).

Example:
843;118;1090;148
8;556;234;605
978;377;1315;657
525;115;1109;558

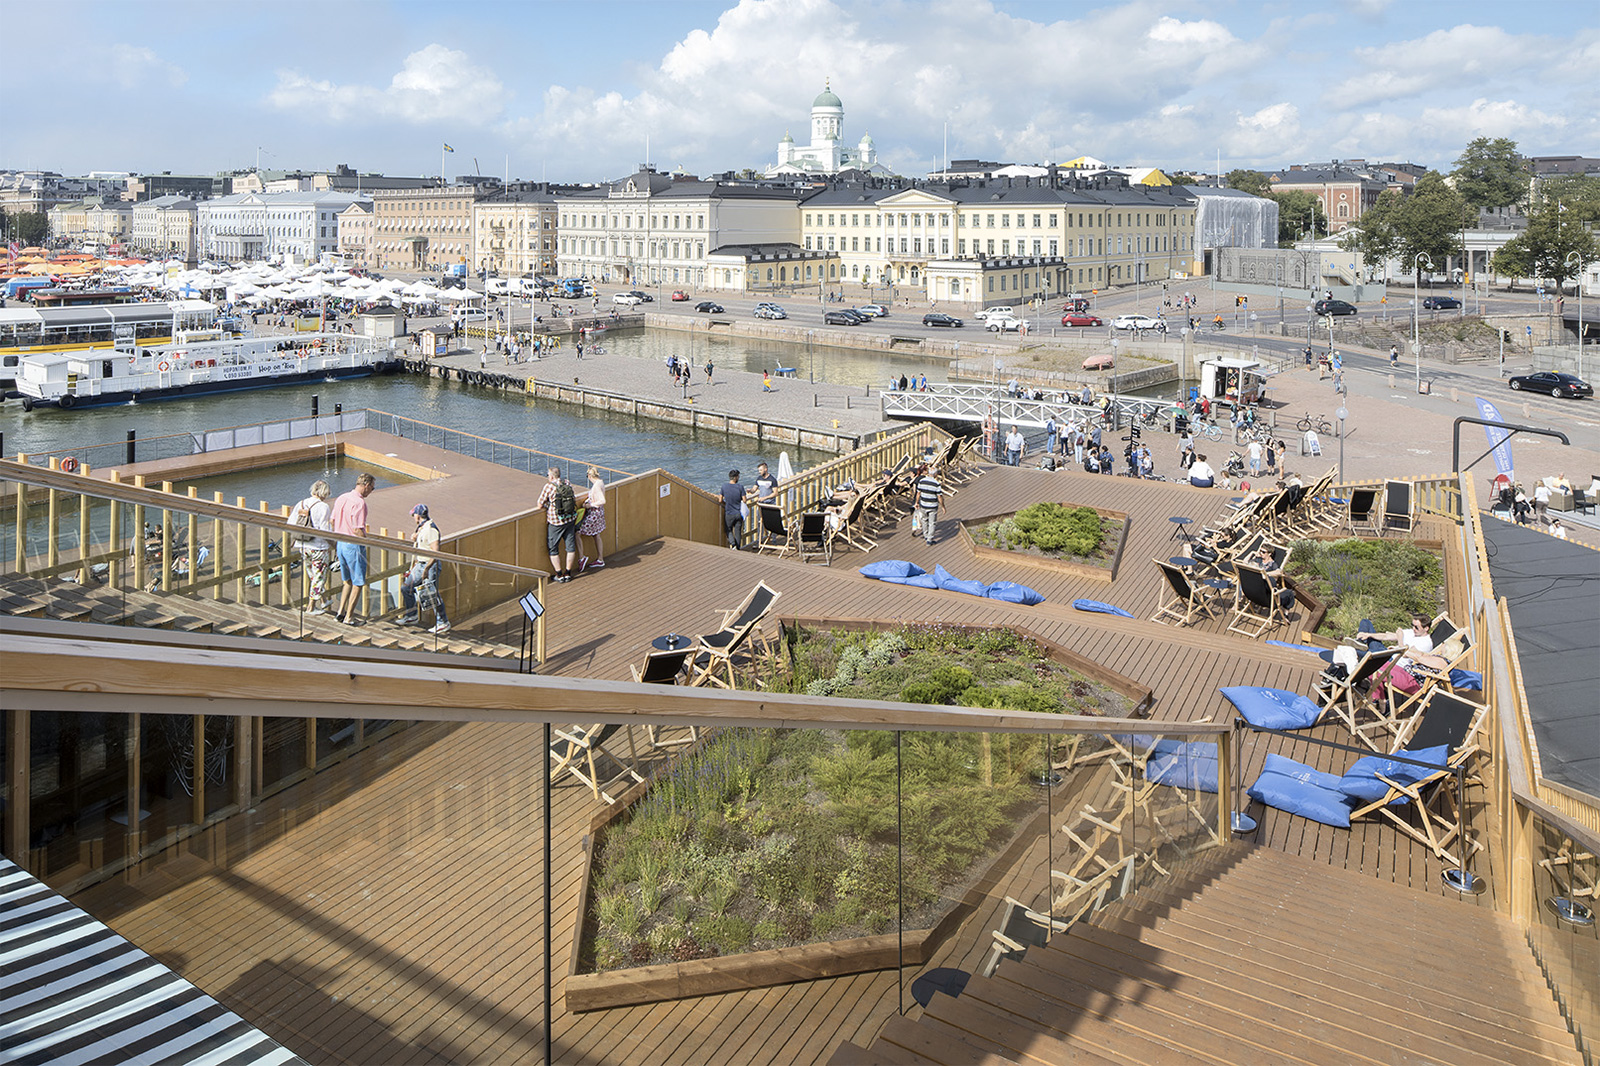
1249;544;1299;612
1188;455;1216;488
1341;614;1434;667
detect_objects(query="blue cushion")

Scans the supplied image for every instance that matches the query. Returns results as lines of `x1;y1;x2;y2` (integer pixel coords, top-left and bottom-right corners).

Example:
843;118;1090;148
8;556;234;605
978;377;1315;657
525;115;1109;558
942;577;990;598
1219;686;1323;730
1338;744;1450;803
985;581;1044;605
897;573;941;589
1073;599;1134;618
1144;740;1219;793
1449;669;1483;692
932;564;955;587
1265;640;1326;656
1248;753;1352;828
859;559;926;580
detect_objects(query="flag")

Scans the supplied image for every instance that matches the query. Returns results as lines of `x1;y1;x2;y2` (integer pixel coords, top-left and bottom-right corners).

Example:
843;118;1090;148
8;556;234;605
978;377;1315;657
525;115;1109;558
443;143;455;153
6;241;17;263
1474;396;1515;480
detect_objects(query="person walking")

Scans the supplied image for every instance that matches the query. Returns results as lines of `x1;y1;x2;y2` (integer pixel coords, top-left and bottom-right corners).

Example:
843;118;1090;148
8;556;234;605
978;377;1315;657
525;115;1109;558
1389;344;1399;368
329;472;375;625
578;465;607;571
719;469;746;549
914;464;944;545
1004;425;1025;467
288;479;334;615
762;370;773;392
398;504;450;634
537;466;581;582
704;359;715;384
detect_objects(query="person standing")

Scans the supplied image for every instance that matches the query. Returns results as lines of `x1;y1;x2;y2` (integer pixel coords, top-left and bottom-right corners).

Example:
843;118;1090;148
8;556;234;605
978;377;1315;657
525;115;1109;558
329;472;375;625
1247;437;1263;477
399;504;450;634
914;465;944;545
704;359;715;384
578;465;607;571
762;369;773;392
1533;480;1551;523
719;469;746;549
537;466;580;582
1004;425;1025;467
289;479;333;615
1044;415;1058;457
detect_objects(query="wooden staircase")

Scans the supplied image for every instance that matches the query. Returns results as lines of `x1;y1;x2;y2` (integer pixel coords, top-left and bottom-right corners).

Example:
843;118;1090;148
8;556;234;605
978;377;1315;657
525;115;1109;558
832;843;1580;1066
0;574;520;660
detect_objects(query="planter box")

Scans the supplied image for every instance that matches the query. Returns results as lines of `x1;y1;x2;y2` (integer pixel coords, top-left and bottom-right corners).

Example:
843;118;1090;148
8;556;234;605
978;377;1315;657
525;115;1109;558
957;506;1130;582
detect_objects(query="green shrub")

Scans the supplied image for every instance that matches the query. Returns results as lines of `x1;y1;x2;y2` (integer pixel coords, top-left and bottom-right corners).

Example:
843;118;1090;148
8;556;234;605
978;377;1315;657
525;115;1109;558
991;502;1107;556
1286;537;1444;635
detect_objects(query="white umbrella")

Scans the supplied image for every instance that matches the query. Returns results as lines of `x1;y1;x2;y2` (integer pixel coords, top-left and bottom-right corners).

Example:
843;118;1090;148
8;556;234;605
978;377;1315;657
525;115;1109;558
777;452;794;481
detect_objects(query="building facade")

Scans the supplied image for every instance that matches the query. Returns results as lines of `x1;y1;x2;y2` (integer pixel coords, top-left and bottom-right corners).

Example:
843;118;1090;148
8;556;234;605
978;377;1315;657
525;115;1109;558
472;185;560;278
47;196;132;248
197;191;369;263
130;195;198;260
1265;164;1387;232
337;202;372;267
368;186;485;272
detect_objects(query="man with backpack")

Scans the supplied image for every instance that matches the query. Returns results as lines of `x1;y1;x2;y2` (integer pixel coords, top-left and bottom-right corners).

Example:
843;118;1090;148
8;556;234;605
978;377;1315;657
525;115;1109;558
538;466;581;582
398;504;450;634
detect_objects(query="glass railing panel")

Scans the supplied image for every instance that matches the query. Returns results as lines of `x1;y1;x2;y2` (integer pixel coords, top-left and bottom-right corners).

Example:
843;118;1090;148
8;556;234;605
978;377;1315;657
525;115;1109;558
26;710;132;886
1527;809;1598;1061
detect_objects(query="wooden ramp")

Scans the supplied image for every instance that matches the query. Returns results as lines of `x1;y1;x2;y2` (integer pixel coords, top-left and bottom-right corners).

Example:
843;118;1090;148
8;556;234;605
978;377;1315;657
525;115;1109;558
832;843;1580;1066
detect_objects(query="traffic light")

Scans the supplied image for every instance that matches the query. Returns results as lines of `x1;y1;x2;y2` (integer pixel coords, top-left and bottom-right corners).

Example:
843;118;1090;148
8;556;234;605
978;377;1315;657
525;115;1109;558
1235;295;1244;307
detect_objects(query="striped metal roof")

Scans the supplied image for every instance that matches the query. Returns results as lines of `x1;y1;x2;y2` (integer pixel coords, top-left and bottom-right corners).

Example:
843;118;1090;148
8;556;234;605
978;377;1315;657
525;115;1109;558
0;856;306;1066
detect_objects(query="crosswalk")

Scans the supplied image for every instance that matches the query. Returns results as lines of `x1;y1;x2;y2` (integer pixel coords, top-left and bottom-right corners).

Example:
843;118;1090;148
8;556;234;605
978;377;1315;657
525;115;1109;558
0;856;305;1066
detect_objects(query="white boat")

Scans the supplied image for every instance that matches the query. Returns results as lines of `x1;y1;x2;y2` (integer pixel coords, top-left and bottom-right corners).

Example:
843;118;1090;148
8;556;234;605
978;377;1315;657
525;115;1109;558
16;330;399;411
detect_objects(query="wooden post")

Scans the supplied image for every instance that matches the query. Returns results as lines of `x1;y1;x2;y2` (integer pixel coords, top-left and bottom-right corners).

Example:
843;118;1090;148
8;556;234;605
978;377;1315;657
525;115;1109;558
536;576;547;663
981;733;993;787
45;457;59;571
126;712;141;864
304;716;317;771
191;714;206;826
132;475;147;593
5;710;28;867
185;488;199;592
234;496;247;602
13;458;30;574
108;471;123;588
78;473;92;585
1217;727;1235;848
211;492;224;600
1509;800;1534;927
232;715;251;812
159;482;174;593
256;502;270;606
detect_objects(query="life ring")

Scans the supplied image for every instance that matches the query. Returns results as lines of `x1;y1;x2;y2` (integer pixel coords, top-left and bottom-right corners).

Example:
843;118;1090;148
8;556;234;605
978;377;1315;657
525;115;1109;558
60;456;79;472
157;360;170;372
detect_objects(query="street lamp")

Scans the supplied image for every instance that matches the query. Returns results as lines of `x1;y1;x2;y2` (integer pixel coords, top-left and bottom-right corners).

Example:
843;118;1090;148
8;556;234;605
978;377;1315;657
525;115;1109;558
1412;252;1433;393
1335;404;1348;481
1567;251;1586;378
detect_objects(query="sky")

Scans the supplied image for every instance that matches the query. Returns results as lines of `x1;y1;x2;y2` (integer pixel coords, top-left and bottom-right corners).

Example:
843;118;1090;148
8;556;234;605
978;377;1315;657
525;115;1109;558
3;0;1596;185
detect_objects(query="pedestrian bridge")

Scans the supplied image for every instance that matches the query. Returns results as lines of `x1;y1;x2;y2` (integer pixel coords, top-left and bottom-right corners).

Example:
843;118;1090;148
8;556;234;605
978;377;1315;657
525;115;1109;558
883;382;1179;432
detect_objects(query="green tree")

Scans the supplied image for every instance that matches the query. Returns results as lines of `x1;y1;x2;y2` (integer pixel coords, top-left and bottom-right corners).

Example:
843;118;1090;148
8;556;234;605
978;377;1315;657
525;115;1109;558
1391;171;1475;283
1273;190;1327;244
1451;137;1526;211
1226;169;1270;198
1;211;48;245
1494;199;1598;290
1339;188;1403;279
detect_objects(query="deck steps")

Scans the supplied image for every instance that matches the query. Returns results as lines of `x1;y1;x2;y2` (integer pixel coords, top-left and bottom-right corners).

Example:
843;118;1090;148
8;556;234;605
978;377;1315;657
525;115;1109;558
833;843;1580;1066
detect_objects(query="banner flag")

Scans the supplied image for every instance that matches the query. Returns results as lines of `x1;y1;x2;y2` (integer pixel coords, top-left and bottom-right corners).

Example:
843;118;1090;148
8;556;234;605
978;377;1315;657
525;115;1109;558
1474;396;1515;479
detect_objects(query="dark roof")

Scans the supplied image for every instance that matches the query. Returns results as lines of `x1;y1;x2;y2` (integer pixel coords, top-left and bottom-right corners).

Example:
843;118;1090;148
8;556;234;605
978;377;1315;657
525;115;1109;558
707;242;826;260
1481;517;1600;797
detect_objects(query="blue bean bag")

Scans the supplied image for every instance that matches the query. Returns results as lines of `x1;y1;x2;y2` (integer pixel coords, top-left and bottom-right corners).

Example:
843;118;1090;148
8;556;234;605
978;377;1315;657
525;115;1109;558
943;577;991;598
1265;640;1326;656
1144;739;1218;793
985;581;1045;605
859;560;926;580
1448;669;1483;692
1337;744;1450;803
1248;753;1353;828
895;573;942;589
1073;599;1134;618
1219;686;1323;730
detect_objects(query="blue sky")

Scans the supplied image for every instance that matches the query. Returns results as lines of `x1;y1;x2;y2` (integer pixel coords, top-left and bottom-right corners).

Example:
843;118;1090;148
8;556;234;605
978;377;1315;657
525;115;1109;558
3;0;1595;183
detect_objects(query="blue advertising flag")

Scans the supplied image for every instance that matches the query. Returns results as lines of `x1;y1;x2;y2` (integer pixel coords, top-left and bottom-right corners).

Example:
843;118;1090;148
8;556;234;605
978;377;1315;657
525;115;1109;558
1473;396;1514;479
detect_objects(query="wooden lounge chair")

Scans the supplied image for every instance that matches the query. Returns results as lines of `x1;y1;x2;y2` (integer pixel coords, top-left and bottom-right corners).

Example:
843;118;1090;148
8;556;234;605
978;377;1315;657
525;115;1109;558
630;646;699;751
1322;646;1403;740
1151;559;1216;627
753;504;794;558
789;510;835;566
549;723;643;804
1346;487;1381;536
832;493;877;553
689;581;782;689
1226;562;1288;638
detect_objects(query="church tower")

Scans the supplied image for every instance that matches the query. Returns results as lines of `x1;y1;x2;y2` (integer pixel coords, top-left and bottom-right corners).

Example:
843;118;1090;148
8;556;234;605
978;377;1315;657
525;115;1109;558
810;80;844;164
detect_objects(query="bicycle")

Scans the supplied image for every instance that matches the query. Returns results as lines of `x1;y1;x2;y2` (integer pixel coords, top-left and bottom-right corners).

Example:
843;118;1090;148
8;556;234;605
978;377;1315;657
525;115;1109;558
1295;412;1333;435
1184;419;1223;442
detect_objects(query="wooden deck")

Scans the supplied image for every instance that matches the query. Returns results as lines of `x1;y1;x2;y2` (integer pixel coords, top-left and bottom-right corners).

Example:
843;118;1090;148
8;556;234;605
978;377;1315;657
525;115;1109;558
70;464;1503;1065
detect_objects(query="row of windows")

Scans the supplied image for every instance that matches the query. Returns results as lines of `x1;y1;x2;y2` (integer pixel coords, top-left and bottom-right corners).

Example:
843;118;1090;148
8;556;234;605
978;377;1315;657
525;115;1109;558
797;234;1192;259
560;213;707;230
560;238;705;260
801;210;1190;231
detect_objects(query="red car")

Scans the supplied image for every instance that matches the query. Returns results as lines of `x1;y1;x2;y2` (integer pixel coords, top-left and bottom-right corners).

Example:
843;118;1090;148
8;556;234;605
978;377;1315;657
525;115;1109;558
1061;312;1103;327
671;290;689;301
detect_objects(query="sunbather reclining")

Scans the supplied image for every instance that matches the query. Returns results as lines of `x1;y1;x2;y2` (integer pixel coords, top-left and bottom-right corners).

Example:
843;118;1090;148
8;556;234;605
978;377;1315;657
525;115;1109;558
1320;615;1441;671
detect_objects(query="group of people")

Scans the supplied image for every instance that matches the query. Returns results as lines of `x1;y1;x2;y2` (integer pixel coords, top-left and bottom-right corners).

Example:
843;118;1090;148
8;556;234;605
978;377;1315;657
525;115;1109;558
1496;473;1589;540
665;354;713;387
892;373;930;392
536;465;609;582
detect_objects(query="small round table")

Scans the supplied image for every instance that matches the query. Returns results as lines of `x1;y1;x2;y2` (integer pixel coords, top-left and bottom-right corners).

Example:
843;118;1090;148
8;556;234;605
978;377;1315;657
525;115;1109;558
1168;516;1194;543
652;634;691;652
1168;556;1196;569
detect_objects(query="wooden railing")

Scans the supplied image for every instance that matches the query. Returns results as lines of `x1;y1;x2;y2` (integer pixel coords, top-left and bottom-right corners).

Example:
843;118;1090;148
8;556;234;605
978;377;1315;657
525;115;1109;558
1330;472;1463;519
762;421;949;527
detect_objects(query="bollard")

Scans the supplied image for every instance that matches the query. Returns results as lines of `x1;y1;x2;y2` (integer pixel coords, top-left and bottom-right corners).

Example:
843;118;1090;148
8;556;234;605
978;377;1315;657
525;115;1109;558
335;403;342;415
312;396;320;418
126;429;136;465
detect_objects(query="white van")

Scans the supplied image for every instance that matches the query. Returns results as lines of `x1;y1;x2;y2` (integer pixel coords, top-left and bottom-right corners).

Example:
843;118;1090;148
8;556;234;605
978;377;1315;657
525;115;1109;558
974;305;1015;322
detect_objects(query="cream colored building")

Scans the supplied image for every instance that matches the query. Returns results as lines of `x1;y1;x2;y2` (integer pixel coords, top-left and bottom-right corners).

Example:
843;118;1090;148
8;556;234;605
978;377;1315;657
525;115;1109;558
130;195;198;260
472;186;559;278
48;196;131;248
337;201;372;267
368;186;485;272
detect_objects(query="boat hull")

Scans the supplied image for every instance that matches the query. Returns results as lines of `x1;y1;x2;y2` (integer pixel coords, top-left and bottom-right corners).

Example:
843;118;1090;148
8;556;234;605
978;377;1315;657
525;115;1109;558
20;362;393;412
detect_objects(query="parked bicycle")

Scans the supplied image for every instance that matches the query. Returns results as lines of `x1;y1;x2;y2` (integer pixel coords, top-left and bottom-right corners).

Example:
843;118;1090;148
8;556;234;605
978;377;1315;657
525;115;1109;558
1295;412;1333;435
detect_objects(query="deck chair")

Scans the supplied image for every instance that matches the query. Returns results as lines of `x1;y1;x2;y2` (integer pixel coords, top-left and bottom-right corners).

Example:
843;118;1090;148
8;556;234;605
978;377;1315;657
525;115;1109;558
630;646;699;751
549;723;643;804
1226;563;1288;638
753;504;794;558
1320;646;1402;739
789;510;835;565
1382;479;1414;534
1346;487;1381;536
832;493;877;553
689;582;782;689
1290;472;1341;533
1151;559;1216;627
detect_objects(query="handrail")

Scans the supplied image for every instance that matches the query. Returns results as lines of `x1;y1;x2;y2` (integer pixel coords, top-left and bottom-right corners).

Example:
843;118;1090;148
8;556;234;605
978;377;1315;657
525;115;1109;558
369;410;633;479
764;422;942;527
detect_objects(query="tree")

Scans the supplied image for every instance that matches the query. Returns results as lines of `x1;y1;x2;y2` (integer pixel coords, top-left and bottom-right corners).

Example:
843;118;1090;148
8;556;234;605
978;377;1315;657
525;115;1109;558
1;211;48;245
1273;190;1326;244
1494;198;1599;290
1451;137;1526;211
1226;169;1270;198
1339;188;1403;278
1391;171;1475;282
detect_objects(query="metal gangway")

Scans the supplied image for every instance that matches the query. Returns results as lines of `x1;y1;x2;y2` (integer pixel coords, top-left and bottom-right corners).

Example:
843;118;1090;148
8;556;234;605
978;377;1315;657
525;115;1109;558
883;382;1187;433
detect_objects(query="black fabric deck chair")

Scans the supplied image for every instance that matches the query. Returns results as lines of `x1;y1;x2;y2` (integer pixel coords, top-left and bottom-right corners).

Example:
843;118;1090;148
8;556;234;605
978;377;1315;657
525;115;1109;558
833;493;877;553
1226;562;1287;638
690;582;782;689
1152;559;1215;627
1355;690;1488;866
1347;487;1380;536
1383;479;1414;533
790;510;834;565
630;646;699;750
754;504;794;558
549;723;643;804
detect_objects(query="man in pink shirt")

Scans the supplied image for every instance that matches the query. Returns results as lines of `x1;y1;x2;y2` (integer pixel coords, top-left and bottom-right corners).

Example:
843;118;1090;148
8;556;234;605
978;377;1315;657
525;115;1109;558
329;472;375;624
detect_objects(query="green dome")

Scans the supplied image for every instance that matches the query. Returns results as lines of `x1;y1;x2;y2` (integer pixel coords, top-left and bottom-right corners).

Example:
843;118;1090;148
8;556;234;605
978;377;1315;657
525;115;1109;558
813;82;842;109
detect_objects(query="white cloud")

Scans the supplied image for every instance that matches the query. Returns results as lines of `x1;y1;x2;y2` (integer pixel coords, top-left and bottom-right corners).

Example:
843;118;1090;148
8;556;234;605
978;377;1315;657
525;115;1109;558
102;44;186;90
1328;25;1544;107
270;45;506;125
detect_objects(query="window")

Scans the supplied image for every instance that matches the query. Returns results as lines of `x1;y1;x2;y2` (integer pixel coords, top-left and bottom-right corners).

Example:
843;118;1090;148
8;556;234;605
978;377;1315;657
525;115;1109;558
805;237;813;250
986;239;995;255
1033;240;1041;256
1001;214;1010;228
940;214;949;227
1049;239;1058;256
1338;203;1349;218
828;214;835;226
876;238;881;251
958;239;966;255
1050;213;1058;228
899;238;908;253
988;276;994;291
828;237;835;250
697;215;704;228
805;213;812;226
986;214;995;228
851;213;859;226
851;237;859;251
940;239;948;254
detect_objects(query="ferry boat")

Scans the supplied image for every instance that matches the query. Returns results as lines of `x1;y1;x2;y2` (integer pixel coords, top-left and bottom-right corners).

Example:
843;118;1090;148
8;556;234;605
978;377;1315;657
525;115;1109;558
14;330;398;411
1;300;221;398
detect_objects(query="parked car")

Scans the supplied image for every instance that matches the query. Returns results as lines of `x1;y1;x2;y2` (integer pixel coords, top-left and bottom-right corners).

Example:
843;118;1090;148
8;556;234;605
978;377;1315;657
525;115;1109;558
973;305;1014;322
824;309;864;326
1422;296;1461;310
985;314;1023;332
1061;312;1104;327
671;290;690;301
754;306;787;320
612;292;642;305
629;290;653;302
922;312;963;328
1311;299;1358;316
1111;314;1164;332
857;304;889;318
1508;371;1593;398
694;301;724;314
439;275;466;290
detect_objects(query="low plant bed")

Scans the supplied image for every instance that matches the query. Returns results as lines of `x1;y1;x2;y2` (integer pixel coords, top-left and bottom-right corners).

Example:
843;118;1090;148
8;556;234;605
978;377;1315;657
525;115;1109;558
959;502;1129;580
1285;536;1445;638
568;622;1142;1010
